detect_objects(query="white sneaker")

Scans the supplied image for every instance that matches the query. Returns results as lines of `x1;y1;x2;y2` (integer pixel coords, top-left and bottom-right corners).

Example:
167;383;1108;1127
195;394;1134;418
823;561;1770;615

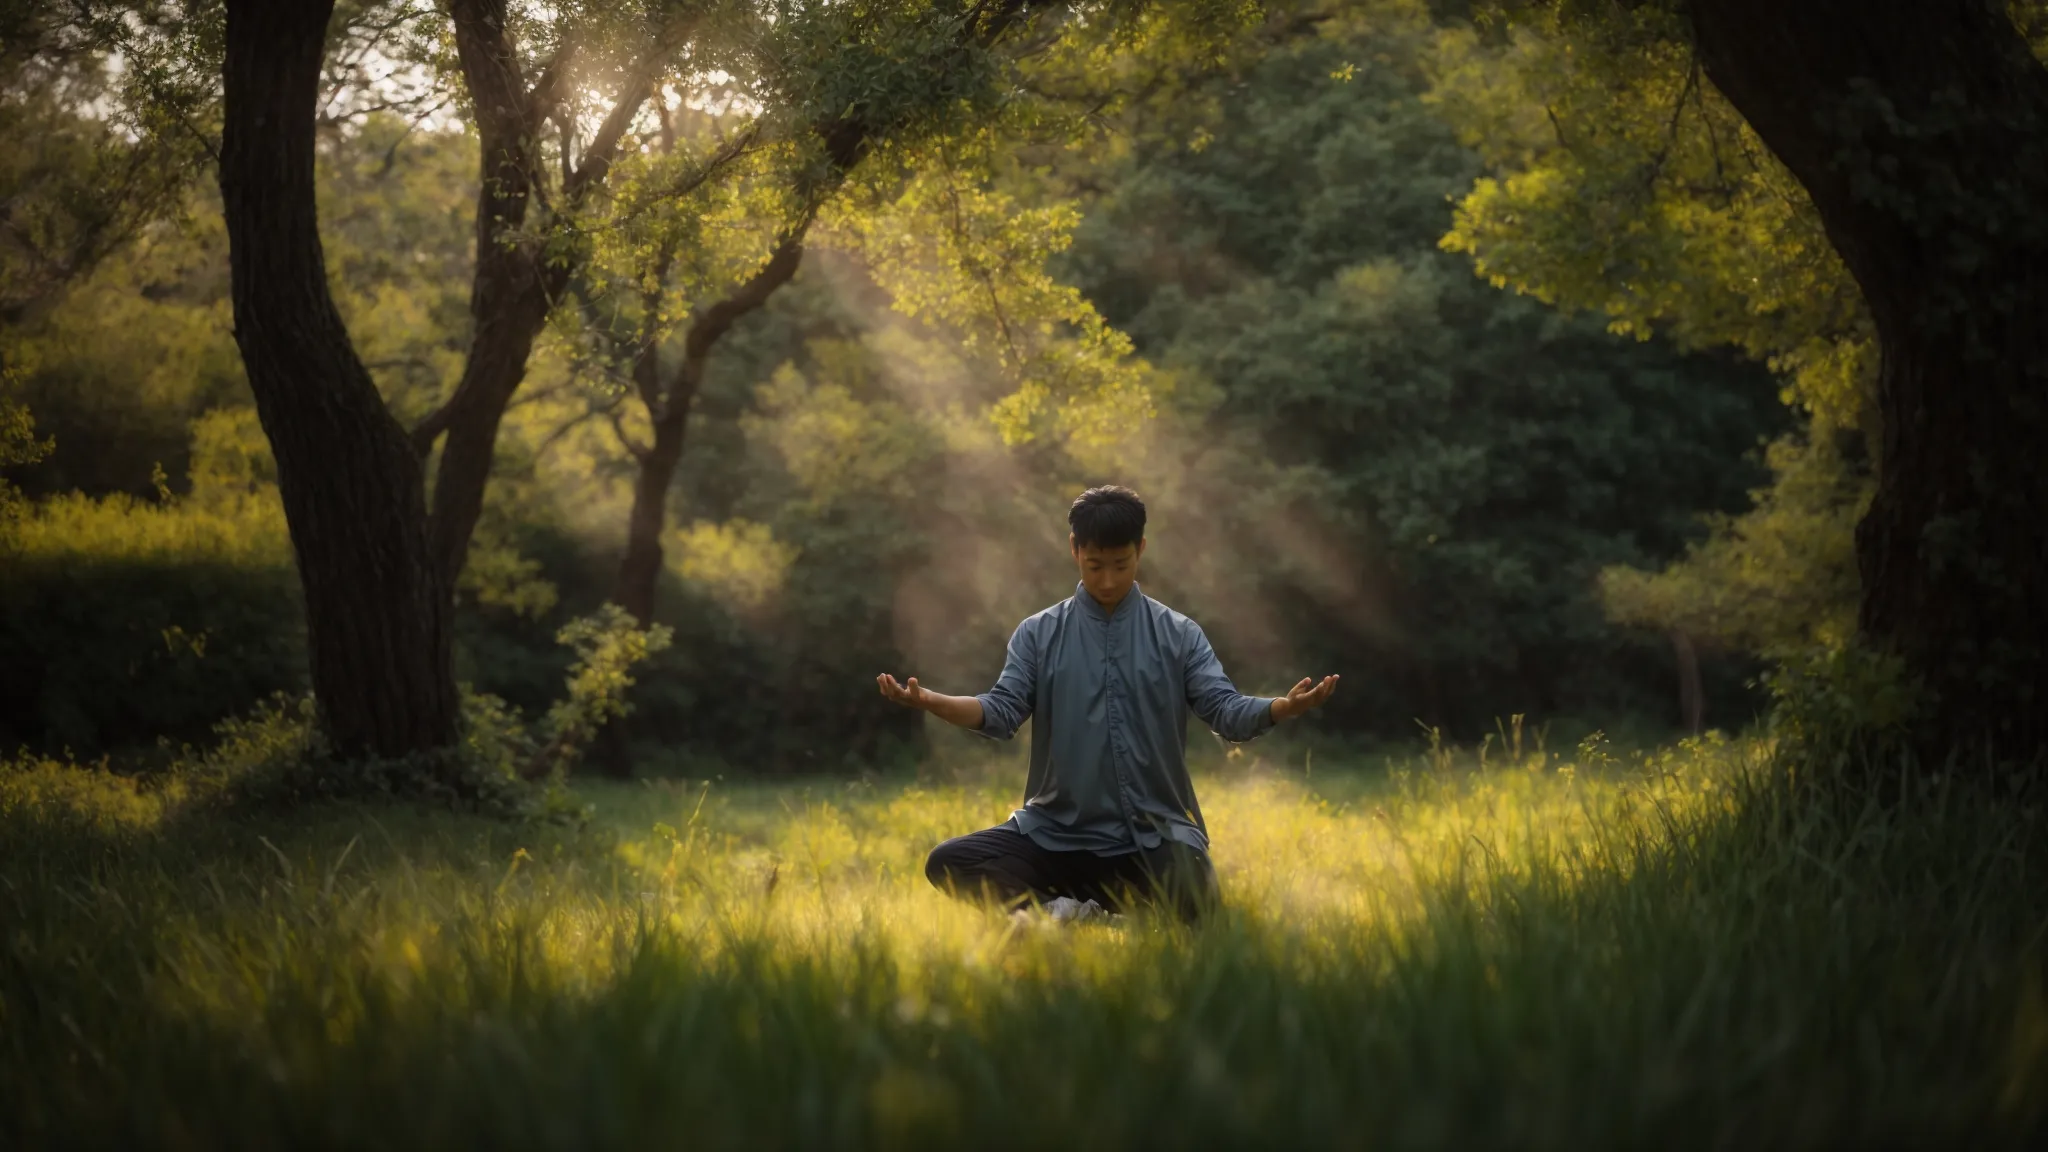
1044;896;1115;923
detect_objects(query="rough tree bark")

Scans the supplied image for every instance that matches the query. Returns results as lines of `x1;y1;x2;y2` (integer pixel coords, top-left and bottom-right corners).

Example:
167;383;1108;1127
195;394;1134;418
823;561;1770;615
1689;0;2048;763
217;0;459;760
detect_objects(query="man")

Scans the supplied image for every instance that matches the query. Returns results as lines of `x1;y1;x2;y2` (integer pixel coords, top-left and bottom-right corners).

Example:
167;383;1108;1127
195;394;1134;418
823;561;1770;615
876;485;1338;922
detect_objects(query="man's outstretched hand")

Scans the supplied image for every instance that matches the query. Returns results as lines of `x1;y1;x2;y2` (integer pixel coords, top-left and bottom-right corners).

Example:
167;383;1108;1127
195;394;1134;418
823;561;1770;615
877;673;986;730
1270;673;1339;722
876;672;932;711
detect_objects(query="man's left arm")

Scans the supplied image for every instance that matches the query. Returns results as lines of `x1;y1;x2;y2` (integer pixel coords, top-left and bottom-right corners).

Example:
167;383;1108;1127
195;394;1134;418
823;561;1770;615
1184;623;1340;742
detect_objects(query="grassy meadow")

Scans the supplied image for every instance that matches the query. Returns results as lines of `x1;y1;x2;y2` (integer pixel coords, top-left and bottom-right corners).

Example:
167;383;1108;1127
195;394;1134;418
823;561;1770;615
4;732;2046;1150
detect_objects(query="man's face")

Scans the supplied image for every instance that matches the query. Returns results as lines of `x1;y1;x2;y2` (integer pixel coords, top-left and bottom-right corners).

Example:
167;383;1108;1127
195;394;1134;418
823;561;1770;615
1071;536;1144;608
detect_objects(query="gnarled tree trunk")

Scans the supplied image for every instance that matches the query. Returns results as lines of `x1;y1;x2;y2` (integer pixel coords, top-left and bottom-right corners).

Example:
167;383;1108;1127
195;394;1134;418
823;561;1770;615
1691;0;2048;764
218;0;458;761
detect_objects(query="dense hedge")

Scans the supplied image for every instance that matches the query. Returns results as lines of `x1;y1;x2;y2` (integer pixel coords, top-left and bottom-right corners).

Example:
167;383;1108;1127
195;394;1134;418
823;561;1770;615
0;491;304;757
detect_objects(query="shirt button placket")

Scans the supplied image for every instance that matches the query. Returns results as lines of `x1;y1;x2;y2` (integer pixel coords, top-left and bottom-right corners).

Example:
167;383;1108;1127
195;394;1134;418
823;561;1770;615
1105;616;1140;838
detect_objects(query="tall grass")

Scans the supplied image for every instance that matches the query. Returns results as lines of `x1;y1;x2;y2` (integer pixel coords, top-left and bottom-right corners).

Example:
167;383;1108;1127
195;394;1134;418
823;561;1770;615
2;734;2043;1149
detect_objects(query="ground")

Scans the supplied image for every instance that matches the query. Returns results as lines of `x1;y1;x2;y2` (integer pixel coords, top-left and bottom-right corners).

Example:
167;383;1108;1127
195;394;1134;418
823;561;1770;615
2;735;2043;1149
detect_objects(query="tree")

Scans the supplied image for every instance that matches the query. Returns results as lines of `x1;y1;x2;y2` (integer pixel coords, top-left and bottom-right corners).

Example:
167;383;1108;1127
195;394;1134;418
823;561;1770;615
1428;0;1878;711
217;0;459;761
0;1;216;326
1436;0;2048;763
402;0;705;592
587;0;1084;628
1689;1;2048;762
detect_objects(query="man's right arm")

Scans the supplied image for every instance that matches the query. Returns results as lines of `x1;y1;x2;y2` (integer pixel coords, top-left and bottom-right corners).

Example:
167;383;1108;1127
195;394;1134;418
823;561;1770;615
876;619;1037;738
876;673;984;728
969;620;1038;740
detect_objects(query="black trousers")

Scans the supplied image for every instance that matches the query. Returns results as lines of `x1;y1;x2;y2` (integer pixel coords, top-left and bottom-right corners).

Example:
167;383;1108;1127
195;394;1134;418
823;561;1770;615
924;825;1219;922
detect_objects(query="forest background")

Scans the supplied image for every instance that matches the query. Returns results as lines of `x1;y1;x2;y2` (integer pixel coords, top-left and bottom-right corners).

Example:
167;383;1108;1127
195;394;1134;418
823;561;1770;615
8;1;2047;1144
1;0;1857;778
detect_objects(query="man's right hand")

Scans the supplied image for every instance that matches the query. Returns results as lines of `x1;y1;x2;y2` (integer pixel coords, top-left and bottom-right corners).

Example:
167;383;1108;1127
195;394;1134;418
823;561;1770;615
876;672;931;710
878;673;987;730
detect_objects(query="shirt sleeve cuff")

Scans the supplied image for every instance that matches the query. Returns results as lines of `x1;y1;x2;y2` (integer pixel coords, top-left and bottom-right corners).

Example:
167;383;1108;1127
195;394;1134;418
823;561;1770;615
973;693;1009;740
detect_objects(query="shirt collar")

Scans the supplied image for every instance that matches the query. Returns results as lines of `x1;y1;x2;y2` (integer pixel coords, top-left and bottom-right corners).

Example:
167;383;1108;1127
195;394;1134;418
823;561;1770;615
1074;581;1143;622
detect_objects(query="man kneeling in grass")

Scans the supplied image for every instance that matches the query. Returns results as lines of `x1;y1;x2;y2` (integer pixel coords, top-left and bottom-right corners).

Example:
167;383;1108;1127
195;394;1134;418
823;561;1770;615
877;485;1338;923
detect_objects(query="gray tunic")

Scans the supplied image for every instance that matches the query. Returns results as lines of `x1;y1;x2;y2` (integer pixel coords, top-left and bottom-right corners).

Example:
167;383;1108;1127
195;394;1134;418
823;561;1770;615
973;582;1278;856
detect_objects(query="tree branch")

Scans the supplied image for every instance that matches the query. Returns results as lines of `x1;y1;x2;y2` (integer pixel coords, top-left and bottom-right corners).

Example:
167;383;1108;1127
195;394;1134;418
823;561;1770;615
632;244;676;413
605;405;652;461
610;120;763;225
565;39;672;203
970;0;1034;50
524;40;577;131
446;0;530;148
656;223;812;425
410;397;457;455
1643;53;1702;189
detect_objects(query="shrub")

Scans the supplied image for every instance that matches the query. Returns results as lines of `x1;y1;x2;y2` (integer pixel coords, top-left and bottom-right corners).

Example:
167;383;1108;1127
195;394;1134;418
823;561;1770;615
0;487;304;757
212;606;672;816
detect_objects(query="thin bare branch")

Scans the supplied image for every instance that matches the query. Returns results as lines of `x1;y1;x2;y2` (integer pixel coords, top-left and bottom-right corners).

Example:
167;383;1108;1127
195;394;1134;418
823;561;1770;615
376;96;453;177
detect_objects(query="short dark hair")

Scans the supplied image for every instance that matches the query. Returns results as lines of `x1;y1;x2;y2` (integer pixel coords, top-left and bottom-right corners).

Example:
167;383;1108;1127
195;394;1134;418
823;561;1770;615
1068;485;1146;550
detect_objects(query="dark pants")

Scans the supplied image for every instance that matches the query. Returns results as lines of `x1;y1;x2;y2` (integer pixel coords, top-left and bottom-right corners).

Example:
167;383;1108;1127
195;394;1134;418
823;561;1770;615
924;826;1220;923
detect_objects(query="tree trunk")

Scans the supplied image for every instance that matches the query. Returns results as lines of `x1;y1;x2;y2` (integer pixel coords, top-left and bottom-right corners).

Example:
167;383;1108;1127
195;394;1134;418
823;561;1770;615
593;388;690;782
615;407;693;625
612;238;809;624
416;0;657;591
1691;0;2048;764
426;265;554;588
416;1;559;589
1670;629;1704;736
217;0;459;761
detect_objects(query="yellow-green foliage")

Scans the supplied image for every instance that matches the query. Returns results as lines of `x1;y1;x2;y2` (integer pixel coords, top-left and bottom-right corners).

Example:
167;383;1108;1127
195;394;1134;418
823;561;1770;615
1601;434;1869;655
0;425;301;754
538;606;676;768
1428;7;1872;431
1427;9;1879;660
670;518;801;610
832;145;1159;450
0;205;245;496
0;393;52;523
7;486;289;565
4;736;2044;1146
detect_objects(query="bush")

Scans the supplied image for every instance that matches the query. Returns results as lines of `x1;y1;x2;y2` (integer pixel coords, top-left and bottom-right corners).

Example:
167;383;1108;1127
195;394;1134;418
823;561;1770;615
0;487;304;757
211;606;672;816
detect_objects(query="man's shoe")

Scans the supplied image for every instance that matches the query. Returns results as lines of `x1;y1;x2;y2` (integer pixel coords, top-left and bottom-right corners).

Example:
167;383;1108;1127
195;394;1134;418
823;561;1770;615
1044;896;1114;923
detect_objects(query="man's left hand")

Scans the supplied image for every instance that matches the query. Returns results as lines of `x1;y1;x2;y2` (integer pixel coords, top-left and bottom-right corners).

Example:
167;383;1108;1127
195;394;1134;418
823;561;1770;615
1270;674;1339;722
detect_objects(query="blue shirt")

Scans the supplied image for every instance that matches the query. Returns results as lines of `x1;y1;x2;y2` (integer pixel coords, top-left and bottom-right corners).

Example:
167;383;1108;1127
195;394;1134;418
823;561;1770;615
973;582;1279;855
